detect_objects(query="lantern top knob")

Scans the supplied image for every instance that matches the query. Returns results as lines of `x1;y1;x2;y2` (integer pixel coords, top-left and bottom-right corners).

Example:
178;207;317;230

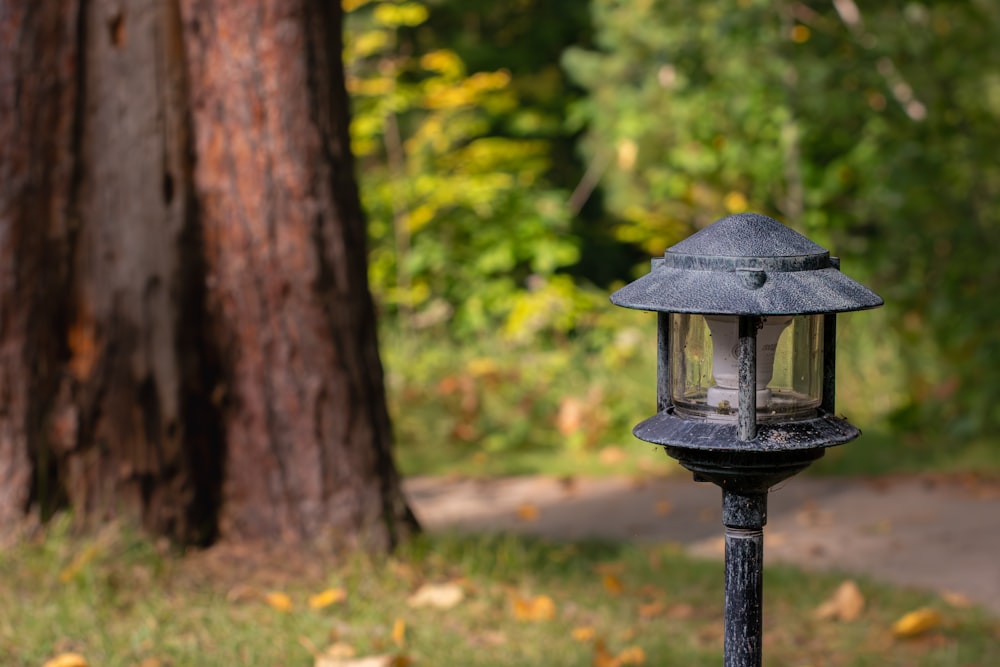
670;212;826;259
610;213;883;316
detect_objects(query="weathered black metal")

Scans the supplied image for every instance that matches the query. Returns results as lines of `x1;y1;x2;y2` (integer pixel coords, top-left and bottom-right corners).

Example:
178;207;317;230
611;213;883;667
723;491;767;667
821;258;841;415
635;410;860;452
610;213;883;316
654;256;671;414
657;312;670;413
737;316;758;442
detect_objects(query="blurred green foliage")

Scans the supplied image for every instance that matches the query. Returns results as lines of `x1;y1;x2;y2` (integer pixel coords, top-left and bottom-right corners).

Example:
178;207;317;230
345;0;581;338
563;0;1000;437
346;0;1000;472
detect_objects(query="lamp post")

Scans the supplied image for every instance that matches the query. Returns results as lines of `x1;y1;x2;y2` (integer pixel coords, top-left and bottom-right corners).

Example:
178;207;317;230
611;213;882;667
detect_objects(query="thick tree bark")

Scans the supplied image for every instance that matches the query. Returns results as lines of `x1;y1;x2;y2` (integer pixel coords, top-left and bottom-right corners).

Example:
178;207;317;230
0;0;416;549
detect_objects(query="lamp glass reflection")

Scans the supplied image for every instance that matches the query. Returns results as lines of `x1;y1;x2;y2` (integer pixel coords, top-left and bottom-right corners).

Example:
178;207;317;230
669;313;823;422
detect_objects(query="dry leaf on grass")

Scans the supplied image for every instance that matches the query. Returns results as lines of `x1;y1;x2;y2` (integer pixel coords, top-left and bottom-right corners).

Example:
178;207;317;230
315;654;408;667
592;640;647;667
892;607;942;638
319;643;356;660
264;591;294;612
42;654;89;667
602;573;625;596
309;588;348;609
814;580;865;622
407;582;464;609
512;593;557;621
593;640;617;667
617;646;647;664
392;618;407;647
571;626;597;642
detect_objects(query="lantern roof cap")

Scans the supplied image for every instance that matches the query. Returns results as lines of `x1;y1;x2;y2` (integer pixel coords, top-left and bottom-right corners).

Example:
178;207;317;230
610;213;883;315
669;212;826;259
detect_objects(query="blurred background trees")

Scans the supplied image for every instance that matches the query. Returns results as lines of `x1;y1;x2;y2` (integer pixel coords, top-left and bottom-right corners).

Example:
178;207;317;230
350;0;1000;473
5;0;997;537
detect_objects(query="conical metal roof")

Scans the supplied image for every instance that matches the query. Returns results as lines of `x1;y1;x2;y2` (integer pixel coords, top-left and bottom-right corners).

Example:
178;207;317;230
611;213;883;315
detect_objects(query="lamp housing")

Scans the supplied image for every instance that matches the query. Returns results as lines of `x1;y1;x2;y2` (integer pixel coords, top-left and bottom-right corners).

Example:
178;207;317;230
611;213;882;467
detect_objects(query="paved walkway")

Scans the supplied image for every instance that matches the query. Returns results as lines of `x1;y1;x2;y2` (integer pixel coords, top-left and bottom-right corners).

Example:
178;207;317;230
403;474;1000;615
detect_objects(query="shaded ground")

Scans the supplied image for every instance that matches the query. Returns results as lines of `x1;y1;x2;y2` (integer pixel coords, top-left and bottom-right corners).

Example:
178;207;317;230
404;473;1000;615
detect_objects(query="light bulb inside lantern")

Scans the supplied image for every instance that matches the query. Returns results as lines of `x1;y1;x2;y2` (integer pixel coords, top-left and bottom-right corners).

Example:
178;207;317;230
669;313;823;422
703;315;792;412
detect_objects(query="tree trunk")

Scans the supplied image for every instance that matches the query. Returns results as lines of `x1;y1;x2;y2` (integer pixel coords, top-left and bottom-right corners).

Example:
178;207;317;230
0;0;417;550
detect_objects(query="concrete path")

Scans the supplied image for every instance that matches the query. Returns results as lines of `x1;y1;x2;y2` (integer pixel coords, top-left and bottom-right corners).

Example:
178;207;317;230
403;474;1000;615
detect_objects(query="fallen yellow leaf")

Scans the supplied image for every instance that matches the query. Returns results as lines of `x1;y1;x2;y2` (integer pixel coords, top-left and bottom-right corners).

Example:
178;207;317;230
571;626;596;642
309;588;348;609
593;639;618;667
512;594;556;621
407;582;464;609
42;654;89;667
516;503;540;521
654;500;673;516
617;645;647;665
602;573;625;596
392;617;406;648
892;607;942;638
814;580;865;622
264;591;294;612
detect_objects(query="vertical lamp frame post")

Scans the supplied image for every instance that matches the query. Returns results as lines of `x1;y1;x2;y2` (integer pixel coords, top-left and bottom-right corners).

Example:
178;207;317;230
611;213;882;667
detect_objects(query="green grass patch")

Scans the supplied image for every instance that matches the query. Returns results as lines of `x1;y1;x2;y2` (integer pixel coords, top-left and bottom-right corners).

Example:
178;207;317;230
2;518;997;666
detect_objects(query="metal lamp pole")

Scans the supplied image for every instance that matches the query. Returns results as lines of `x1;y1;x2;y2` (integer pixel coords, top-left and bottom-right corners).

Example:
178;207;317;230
612;213;882;667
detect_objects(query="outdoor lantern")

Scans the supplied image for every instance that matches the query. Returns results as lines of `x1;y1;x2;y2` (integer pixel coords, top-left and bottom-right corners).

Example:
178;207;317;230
611;213;882;667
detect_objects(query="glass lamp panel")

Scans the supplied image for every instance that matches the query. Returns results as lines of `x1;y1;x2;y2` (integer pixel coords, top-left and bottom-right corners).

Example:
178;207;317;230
669;313;823;422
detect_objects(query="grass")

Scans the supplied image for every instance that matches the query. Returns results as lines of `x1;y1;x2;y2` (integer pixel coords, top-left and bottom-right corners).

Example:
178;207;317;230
2;518;998;667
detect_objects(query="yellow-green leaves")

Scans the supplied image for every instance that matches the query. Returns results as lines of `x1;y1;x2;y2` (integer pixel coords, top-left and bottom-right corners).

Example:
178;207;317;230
372;3;427;28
